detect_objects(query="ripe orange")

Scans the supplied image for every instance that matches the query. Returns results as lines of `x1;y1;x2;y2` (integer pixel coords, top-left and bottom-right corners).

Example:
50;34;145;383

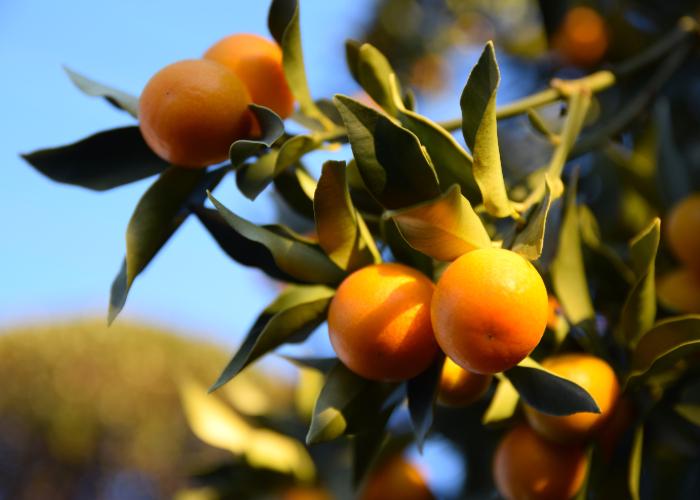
360;455;434;500
523;353;620;444
657;268;700;314
437;356;492;407
666;194;700;272
554;6;609;67
204;33;294;118
281;486;333;500
139;59;252;167
327;263;438;381
431;248;548;374
547;296;562;330
493;424;587;500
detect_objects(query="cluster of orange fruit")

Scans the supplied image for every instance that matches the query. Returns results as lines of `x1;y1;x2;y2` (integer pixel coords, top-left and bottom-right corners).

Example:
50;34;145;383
327;246;624;499
657;193;700;313
138;33;294;167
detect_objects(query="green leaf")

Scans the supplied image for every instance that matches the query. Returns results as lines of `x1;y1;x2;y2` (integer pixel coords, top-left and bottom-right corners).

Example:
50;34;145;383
306;362;396;444
381;218;433;278
617;218;660;347
64;66;139;117
675;404;700;426
547;90;592;179
236;150;280;200
460;42;513;217
352;410;409;488
276;134;318;171
655;99;691;209
273;165;316;220
628;425;644;500
505;358;600;416
482;375;519;425
345;40;361;83
281;356;338;374
407;354;444;451
334;94;440;209
386;184;491;261
210;285;335;392
22;127;169;191
229;104;285;168
108;167;224;324
578;205;635;284
314;160;380;271
208;193;345;285
355;43;401;116
550;173;595;325
268;0;334;130
512;174;563;261
628;315;700;384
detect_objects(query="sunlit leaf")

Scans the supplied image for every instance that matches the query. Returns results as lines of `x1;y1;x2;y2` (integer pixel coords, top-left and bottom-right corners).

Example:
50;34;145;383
210;285;334;392
407;353;444;451
22;127;168;191
674;404;700;426
387;184;491;261
512;174;562;261
482;375;519;425
381;218;433;278
355;43;401;116
547;90;592;179
276;134;318;171
617;219;660;347
229;104;285;168
64;66;139;117
268;0;334;130
314;160;380;270
550;173;595;324
628;425;643;500
628;315;700;385
208;193;345;285
109;167;225;324
334;94;440;209
460;42;513;217
505;358;600;416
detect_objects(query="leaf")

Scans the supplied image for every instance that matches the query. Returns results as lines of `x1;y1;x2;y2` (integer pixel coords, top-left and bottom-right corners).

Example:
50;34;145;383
628;425;644;500
210;285;334;392
482;375;519;425
64;66;139;117
276;134;318;171
655;98;691;209
355;43;401;116
208;193;345;285
512;174;563;260
675;404;700;426
229;104;285;167
273;166;316;219
268;0;334;130
381;218;433;278
407;353;444;451
179;377;315;481
578;205;635;284
236;150;280;200
314;160;380;271
306;362;395;444
22;127;169;191
617;219;660;347
546;90;592;179
628;315;700;384
460;42;513;218
386;184;491;261
108;167;224;323
550;173;595;325
505;358;600;416
281;356;338;374
334;94;440;209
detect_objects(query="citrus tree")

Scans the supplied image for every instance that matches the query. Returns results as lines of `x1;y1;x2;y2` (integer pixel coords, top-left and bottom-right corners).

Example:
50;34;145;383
21;0;700;498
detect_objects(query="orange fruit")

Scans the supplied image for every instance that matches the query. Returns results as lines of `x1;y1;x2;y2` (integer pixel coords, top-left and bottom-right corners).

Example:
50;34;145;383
327;263;438;381
547;295;562;330
554;6;609;67
666;194;700;272
523;353;620;444
138;59;252;167
281;486;333;500
493;424;587;500
437;356;492;407
204;33;294;118
657;268;700;314
360;455;434;500
431;248;548;374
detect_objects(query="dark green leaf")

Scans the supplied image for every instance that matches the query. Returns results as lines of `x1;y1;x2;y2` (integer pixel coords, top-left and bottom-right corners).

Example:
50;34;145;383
236;150;280;200
280;356;338;374
268;0;334;130
407;353;444;451
273;165;316;219
314;160;380;270
64;66;139;117
505;358;600;416
210;285;335;392
22;127;168;191
334;94;440;209
386;184;490;261
460;42;513;217
229;104;285;167
617;219;660;347
629;425;643;500
578;205;635;284
208;193;345;285
345;40;361;83
108;167;225;323
655;99;691;209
